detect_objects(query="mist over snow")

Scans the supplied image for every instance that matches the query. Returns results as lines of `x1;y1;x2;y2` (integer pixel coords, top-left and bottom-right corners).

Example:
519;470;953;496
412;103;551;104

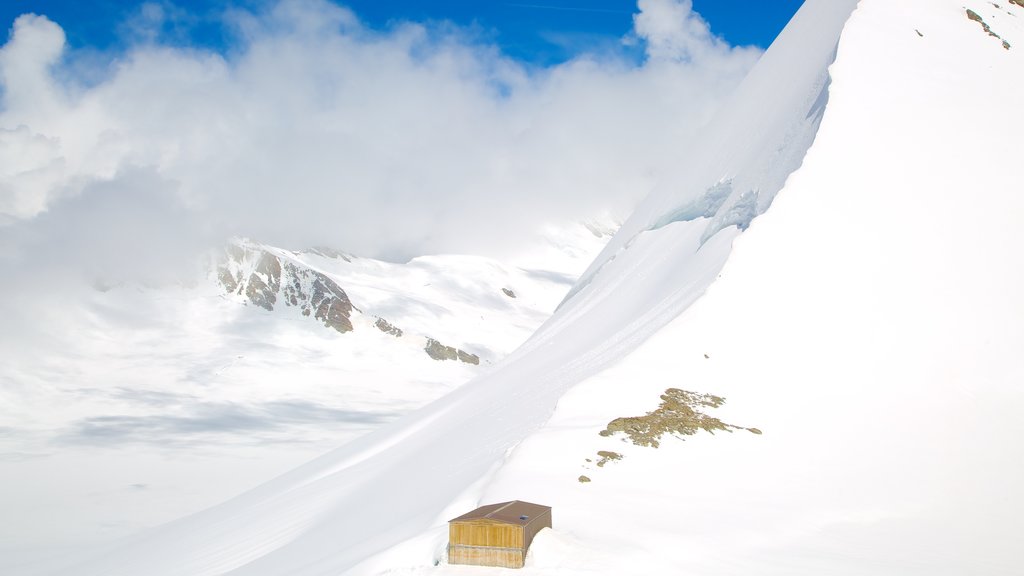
0;3;767;559
23;0;1020;573
2;0;1021;573
0;0;759;274
0;1;761;563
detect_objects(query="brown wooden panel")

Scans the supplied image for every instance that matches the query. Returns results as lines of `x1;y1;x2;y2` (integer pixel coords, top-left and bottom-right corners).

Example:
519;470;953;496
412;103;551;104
523;509;552;551
450;521;523;549
449;545;525;569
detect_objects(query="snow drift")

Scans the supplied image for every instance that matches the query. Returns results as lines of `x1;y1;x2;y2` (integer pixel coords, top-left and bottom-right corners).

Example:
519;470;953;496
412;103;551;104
464;1;1024;574
50;0;1024;574
0;223;609;570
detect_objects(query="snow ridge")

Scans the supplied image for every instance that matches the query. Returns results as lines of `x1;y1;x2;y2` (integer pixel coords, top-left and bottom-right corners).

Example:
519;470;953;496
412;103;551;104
563;0;858;307
215;240;482;364
52;2;860;575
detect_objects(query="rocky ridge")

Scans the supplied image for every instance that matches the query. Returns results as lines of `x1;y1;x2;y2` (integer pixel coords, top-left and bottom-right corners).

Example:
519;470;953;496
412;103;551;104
218;243;357;334
216;241;481;365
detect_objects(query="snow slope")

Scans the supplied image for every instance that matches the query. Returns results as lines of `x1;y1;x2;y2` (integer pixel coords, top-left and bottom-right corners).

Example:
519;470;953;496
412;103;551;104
47;1;866;575
45;0;1024;574
0;222;610;573
453;1;1024;574
563;0;856;305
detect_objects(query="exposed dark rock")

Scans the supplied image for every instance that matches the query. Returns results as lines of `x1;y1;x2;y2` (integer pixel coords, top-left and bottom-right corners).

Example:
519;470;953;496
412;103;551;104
502;288;517;298
315;299;353;333
246;276;276;311
217;267;238;293
310;274;354;333
966;9;1011;49
217;243;355;333
424;338;479;365
245;274;276;311
456;350;480;365
255;253;282;284
1011;0;1023;8
425;338;458;361
595;451;622;467
578;475;591;483
599;388;760;448
281;263;308;307
243;253;282;311
374;317;403;337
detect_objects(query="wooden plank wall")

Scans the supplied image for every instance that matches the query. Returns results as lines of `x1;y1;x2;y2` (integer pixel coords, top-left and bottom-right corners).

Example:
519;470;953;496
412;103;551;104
449;521;523;549
449;515;551;568
449;545;525;569
523;509;553;551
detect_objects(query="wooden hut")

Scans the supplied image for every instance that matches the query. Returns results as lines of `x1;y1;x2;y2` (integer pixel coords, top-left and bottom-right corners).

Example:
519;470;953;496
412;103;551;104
448;500;552;569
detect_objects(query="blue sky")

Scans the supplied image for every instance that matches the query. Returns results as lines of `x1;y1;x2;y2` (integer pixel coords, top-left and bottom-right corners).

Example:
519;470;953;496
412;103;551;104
0;0;790;262
1;0;804;64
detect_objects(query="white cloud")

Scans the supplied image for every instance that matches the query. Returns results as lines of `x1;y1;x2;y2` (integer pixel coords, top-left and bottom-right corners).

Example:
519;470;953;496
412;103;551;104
0;0;760;269
633;0;743;63
0;13;65;113
0;14;69;220
0;126;65;219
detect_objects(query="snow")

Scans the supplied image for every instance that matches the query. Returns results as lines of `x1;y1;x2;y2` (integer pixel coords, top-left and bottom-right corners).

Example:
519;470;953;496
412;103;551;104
0;221;610;573
34;1;862;575
565;0;859;305
391;0;1024;573
15;0;1024;574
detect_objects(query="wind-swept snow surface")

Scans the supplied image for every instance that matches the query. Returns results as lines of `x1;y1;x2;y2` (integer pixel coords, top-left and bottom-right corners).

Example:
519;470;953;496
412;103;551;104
0;224;610;573
564;0;858;304
50;1;860;575
52;0;1024;574
385;0;1024;574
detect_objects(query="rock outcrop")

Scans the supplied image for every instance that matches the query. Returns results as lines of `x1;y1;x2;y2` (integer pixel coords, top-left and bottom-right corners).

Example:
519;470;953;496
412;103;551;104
217;243;355;333
216;241;485;361
424;338;480;365
374;317;403;337
599;388;760;448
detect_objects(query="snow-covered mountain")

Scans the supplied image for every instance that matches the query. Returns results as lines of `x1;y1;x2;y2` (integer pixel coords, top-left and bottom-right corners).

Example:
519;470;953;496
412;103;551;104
211;240;529;365
0;222;613;572
23;0;1024;574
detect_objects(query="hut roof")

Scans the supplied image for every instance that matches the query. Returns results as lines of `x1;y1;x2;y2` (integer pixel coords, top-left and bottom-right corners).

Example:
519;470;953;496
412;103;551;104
449;500;550;526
